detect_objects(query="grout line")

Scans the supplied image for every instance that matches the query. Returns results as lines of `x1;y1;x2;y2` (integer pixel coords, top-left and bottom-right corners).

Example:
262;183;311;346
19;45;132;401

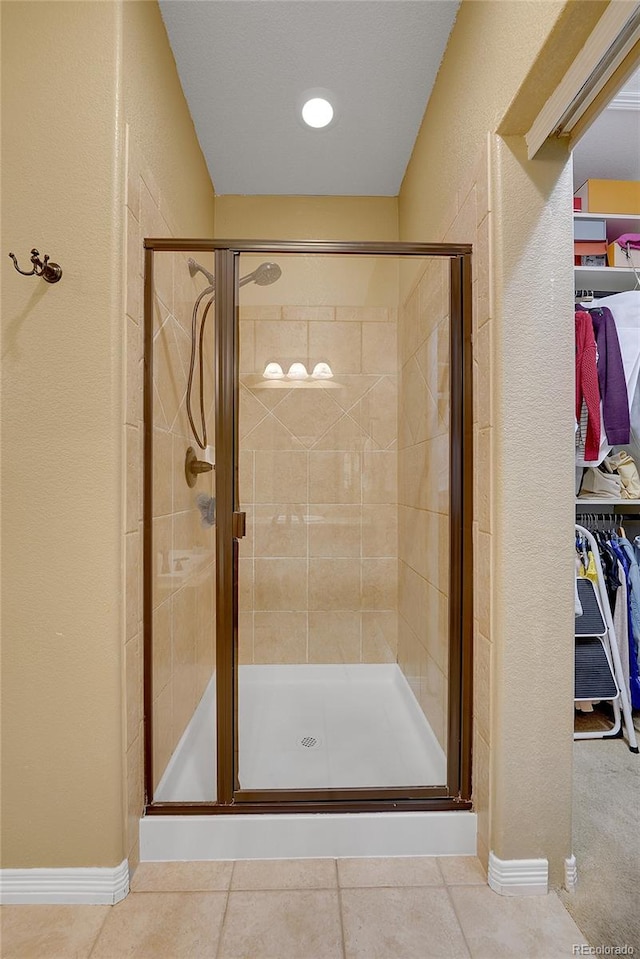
86;906;112;959
335;859;348;959
214;870;233;959
443;880;475;959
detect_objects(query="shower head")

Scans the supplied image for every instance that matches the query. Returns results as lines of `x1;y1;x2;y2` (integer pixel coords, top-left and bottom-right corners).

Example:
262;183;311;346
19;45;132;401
188;257;214;286
239;262;282;287
187;258;281;290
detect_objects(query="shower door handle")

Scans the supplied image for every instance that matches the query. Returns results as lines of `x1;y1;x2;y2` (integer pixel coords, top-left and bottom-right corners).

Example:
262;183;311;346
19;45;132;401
232;511;246;539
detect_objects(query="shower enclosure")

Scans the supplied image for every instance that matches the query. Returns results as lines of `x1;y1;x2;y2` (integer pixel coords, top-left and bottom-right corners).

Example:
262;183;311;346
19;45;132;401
143;240;472;814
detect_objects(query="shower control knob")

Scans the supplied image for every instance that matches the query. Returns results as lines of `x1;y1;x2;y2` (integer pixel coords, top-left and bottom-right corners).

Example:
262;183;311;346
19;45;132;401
185;446;214;488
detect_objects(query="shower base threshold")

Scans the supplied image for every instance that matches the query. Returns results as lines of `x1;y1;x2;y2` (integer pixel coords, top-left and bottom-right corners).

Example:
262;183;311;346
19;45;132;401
141;664;476;860
139;810;477;861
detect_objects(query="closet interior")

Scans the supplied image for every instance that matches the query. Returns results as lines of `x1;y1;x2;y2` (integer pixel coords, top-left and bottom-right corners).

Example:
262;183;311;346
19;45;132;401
573;69;640;749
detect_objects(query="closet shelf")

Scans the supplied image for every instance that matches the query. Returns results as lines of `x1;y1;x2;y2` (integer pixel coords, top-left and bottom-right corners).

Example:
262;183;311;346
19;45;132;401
576;498;640;507
574;266;639;293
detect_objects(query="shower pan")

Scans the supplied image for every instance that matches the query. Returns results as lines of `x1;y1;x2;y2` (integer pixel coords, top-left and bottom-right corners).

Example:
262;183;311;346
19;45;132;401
141;240;473;854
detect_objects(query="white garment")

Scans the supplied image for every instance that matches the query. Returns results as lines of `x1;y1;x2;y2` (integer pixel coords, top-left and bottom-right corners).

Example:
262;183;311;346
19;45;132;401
613;558;631;705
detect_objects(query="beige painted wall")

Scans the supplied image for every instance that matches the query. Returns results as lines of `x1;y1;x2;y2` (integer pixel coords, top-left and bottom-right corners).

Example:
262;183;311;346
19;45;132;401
399;0;596;884
1;1;125;869
1;0;214;870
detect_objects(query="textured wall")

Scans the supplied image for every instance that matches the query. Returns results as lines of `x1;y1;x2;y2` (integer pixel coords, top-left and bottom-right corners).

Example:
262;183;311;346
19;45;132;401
1;1;125;868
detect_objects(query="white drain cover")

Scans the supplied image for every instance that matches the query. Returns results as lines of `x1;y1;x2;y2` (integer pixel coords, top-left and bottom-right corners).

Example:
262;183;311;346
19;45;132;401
298;735;322;749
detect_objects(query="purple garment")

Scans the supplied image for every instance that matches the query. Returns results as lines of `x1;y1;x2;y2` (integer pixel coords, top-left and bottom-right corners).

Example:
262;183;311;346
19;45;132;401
589;306;630;445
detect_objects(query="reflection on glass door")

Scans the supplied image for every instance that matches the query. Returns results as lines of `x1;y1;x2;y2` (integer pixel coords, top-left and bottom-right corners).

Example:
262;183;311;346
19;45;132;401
149;250;218;802
236;253;451;793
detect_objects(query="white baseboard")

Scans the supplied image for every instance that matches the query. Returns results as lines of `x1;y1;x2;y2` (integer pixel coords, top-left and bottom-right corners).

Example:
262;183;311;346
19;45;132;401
564;854;578;893
487;851;548;896
0;859;129;904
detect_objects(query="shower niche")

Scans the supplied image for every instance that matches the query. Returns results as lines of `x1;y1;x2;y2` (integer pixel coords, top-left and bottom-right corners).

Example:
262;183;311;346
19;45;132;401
143;241;472;813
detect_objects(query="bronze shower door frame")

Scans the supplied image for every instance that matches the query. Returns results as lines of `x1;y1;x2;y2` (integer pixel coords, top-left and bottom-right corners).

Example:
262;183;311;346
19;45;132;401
143;239;473;815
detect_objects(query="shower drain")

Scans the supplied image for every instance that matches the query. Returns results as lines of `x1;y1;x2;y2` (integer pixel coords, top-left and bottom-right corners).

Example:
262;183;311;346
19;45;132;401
298;735;321;749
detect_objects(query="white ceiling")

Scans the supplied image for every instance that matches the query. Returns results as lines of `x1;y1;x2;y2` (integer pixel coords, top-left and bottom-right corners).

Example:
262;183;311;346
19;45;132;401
159;0;459;196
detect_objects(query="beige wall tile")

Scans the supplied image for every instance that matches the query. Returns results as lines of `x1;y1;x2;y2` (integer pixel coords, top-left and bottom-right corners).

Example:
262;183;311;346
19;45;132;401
254;611;308;664
239;320;255;373
126;425;141;533
127;732;144;858
362;557;397;610
273;389;344;449
238;557;254;612
240;386;269;440
475;529;491;638
126;531;141;642
309;450;362;504
362;322;397;374
336;306;389;323
474;630;491;745
254;558;308;611
240;305;282;321
471;730;491;877
308;610;361;663
311;412;369;451
362;611;397;662
308;558;361;610
308;504;361;557
153;428;173;517
254;504;308;557
126;316;142;424
476;320;491;430
152;514;173;609
420;653;447;751
153;600;172;696
126;208;142;324
362;450;396;504
254;449;309;504
283;306;335;322
362;504;397;557
125;634;142;751
238;611;254;664
254;321;308;373
152;683;172;791
153;251;175;317
476;428;491;534
353;375;398;450
309;321;361;374
243;412;305;451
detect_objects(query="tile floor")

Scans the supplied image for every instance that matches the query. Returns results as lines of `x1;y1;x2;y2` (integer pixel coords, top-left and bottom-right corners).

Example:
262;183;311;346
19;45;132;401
1;856;588;959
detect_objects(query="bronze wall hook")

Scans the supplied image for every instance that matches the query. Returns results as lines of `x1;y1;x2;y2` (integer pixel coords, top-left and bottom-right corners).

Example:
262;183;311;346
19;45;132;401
8;248;62;283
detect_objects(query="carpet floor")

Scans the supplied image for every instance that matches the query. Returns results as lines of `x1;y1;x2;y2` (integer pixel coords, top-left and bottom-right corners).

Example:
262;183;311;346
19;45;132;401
559;719;640;952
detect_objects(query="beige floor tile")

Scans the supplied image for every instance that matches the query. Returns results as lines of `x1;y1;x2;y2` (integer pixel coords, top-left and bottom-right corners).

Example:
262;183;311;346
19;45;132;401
218;889;343;959
337;856;443;887
0;904;109;959
449;886;588;958
437;856;487;885
340;887;470;958
90;891;227;959
130;860;233;892
231;858;337;890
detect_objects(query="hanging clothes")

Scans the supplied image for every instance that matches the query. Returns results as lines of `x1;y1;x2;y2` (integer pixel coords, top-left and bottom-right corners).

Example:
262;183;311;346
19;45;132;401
575;310;601;461
589;306;630;445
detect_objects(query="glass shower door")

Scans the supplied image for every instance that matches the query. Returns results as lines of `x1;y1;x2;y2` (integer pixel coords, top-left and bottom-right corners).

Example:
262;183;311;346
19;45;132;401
235;251;452;796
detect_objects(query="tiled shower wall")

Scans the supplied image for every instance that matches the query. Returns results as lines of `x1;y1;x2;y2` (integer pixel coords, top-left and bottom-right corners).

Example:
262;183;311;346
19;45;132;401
238;306;398;665
124;129;216;864
397;260;451;752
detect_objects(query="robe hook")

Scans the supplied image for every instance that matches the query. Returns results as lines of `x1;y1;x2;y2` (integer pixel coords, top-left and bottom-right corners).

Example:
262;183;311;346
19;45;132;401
8;248;62;284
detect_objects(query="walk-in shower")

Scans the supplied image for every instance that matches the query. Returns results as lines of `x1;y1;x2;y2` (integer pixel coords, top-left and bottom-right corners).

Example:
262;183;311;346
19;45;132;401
142;240;472;832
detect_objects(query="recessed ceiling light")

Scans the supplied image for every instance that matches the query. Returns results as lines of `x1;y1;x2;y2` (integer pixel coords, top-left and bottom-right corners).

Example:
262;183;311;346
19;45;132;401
301;97;334;129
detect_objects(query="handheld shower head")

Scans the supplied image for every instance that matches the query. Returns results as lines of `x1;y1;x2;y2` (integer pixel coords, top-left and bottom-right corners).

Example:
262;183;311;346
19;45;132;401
239;262;282;287
188;257;215;286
